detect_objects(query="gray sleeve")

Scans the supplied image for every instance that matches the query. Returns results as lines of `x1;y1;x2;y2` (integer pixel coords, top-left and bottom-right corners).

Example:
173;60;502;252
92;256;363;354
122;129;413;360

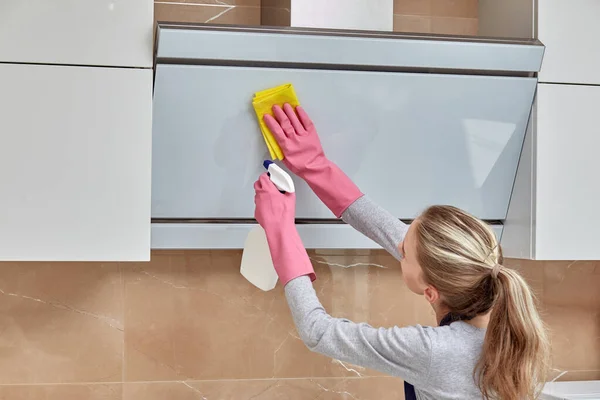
342;195;409;260
285;276;432;384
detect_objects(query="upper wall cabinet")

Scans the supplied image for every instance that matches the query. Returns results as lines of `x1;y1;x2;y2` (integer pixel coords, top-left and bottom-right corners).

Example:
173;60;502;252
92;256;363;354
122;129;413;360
0;64;152;261
505;84;600;260
0;0;153;67
152;25;543;232
538;0;600;85
535;84;600;260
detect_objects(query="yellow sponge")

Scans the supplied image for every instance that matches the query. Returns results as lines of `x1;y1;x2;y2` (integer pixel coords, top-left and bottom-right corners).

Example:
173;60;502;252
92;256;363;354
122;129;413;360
252;83;300;160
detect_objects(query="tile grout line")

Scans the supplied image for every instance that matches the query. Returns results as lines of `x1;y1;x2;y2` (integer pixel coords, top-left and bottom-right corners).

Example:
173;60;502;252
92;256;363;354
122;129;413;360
205;5;236;23
0;376;402;387
2;369;599;387
121;263;126;384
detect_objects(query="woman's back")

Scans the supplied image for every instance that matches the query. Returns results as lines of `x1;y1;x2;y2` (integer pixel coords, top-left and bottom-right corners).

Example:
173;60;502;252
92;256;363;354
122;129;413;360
417;322;485;399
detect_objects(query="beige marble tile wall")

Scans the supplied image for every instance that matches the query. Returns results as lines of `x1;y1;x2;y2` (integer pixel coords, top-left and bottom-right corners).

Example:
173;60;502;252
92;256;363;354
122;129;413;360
154;0;477;35
155;0;261;25
393;0;478;35
1;251;599;399
261;0;291;27
258;0;478;35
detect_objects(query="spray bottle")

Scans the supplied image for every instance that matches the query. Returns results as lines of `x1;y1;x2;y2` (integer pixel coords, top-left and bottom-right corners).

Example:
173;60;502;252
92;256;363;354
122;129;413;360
240;161;295;291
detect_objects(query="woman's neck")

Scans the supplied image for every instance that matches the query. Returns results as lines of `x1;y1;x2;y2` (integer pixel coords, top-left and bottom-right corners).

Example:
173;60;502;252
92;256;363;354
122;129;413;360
466;313;490;329
433;304;450;325
433;303;490;329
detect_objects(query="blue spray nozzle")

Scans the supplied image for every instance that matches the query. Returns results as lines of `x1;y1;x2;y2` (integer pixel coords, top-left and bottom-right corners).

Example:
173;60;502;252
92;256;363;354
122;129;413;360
263;160;274;170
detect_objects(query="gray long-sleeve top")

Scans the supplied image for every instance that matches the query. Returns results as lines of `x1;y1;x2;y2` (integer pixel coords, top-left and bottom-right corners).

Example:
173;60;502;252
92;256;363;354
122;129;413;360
284;196;486;399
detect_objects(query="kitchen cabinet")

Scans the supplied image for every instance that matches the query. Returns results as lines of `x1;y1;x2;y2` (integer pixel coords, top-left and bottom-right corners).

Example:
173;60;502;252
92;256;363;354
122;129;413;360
484;0;600;259
0;0;153;68
537;0;600;85
152;24;542;249
0;64;152;261
504;84;600;260
535;84;600;259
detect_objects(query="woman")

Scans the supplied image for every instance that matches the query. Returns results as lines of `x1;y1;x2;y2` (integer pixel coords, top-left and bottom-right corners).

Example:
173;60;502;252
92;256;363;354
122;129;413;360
254;104;550;399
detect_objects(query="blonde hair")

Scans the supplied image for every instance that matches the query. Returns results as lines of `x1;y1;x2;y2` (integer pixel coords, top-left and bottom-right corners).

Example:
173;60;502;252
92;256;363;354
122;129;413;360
415;205;550;400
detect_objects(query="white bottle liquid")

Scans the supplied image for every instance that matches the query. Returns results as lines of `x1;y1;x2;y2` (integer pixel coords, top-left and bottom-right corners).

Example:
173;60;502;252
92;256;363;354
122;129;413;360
240;161;295;291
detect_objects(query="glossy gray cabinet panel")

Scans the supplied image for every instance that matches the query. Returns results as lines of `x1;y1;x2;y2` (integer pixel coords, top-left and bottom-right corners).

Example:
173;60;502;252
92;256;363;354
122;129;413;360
156;25;544;73
151;223;504;249
152;65;536;220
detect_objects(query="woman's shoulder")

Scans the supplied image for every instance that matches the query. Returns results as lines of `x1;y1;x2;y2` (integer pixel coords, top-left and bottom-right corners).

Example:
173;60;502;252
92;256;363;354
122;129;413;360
423;321;486;348
418;322;486;371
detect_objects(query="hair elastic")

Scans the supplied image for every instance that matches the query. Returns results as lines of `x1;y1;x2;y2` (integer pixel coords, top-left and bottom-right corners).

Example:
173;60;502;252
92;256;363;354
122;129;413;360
491;263;503;279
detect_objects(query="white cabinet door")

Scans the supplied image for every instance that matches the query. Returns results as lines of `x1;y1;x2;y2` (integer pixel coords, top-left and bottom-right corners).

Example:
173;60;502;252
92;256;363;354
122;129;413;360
538;0;600;85
535;84;600;260
0;64;152;261
0;0;153;67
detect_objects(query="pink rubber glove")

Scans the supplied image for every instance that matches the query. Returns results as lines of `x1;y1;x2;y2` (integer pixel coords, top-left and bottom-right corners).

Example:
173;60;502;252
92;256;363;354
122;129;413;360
254;173;316;285
264;104;363;218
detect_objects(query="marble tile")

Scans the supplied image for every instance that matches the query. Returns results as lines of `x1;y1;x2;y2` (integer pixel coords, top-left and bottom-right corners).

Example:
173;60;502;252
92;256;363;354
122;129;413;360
123;382;200;400
3;248;599;389
504;258;545;302
503;259;600;375
393;15;432;33
155;2;261;25
430;16;478;35
333;377;405;399
123;251;292;381
124;250;433;381
0;384;121;400
261;0;290;8
394;0;432;16
314;253;435;328
555;370;600;382
431;0;478;18
543;261;600;310
261;6;291;27
544;305;600;372
0;262;123;384
125;379;336;399
123;378;404;400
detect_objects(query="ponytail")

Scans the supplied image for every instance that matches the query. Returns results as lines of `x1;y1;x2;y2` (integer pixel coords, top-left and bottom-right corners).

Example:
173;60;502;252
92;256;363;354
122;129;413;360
477;267;550;399
416;205;551;400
